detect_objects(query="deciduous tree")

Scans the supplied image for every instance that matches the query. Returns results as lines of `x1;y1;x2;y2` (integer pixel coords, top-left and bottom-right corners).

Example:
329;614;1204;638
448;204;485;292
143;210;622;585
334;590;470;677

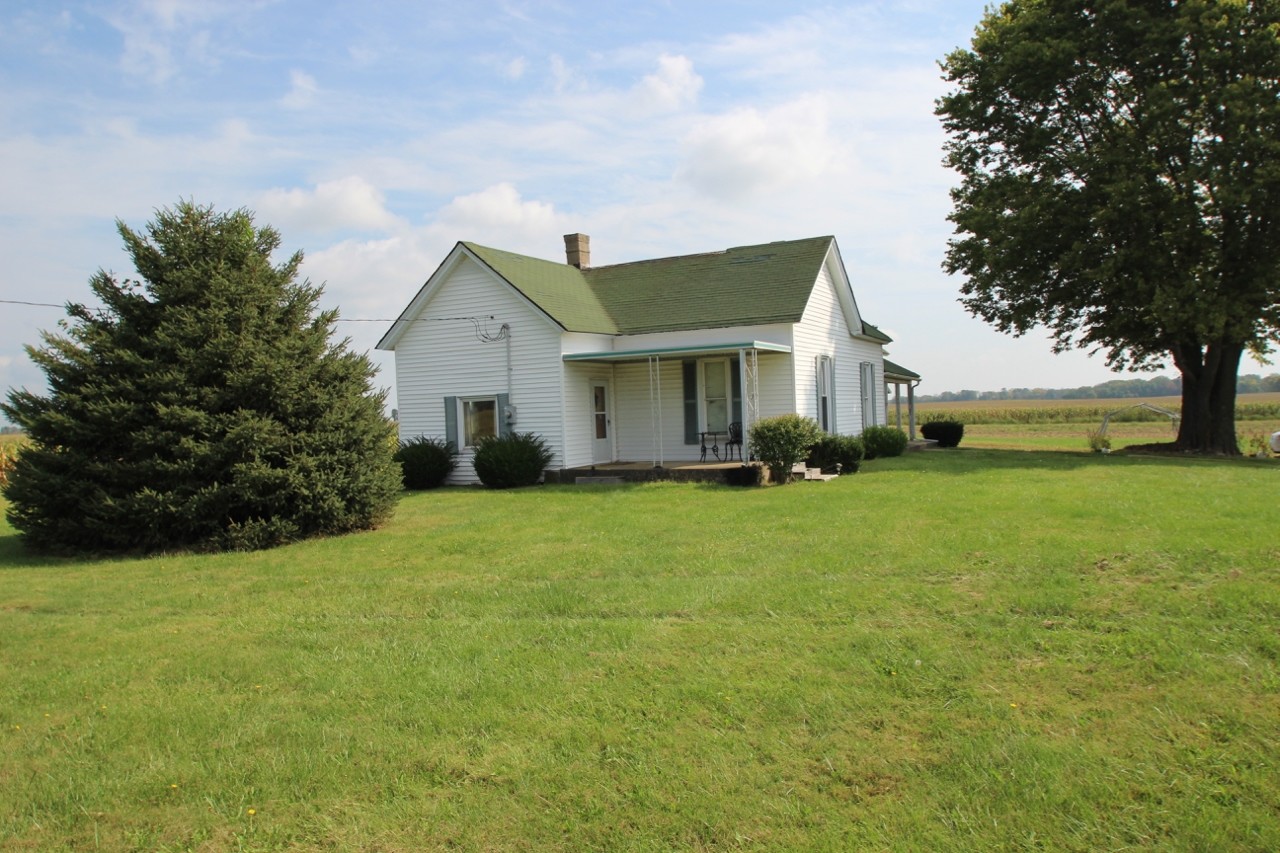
2;201;401;552
938;0;1280;454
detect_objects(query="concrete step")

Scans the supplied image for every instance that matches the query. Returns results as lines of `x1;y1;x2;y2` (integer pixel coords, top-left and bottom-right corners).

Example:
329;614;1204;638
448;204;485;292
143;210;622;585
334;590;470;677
790;465;837;481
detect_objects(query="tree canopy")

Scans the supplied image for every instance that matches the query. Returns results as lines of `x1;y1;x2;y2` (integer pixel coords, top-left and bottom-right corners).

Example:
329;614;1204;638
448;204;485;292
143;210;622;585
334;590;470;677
2;201;401;552
938;0;1280;454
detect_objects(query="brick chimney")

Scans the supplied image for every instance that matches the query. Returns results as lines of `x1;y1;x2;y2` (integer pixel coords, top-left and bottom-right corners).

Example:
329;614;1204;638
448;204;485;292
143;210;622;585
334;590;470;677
564;233;590;269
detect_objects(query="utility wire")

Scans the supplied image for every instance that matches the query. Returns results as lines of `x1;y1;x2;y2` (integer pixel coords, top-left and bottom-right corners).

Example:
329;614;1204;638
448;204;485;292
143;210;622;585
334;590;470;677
0;299;492;325
1;298;64;308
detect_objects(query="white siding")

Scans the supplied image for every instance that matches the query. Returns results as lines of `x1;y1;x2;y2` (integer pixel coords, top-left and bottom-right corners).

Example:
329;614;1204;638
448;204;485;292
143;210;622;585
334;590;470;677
561;361;615;468
793;261;887;435
391;257;565;484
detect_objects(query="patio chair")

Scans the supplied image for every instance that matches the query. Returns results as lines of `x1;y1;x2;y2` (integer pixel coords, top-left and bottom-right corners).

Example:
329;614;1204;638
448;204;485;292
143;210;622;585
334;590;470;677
725;421;744;462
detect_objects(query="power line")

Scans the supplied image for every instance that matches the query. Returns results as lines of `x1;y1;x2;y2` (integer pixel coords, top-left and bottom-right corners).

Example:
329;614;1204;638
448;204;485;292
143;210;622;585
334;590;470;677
0;300;492;325
0;298;63;308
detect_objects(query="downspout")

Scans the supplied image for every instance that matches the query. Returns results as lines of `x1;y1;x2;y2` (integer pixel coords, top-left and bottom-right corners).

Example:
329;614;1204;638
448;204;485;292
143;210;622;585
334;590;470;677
504;324;513;406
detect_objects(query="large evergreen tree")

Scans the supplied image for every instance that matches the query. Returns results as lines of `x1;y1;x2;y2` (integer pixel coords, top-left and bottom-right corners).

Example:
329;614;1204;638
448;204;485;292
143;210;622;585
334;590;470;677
938;0;1280;454
2;201;401;552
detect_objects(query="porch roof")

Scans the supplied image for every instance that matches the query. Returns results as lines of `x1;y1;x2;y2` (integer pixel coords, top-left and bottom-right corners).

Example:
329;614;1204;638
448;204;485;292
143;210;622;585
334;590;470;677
883;358;921;382
563;340;791;364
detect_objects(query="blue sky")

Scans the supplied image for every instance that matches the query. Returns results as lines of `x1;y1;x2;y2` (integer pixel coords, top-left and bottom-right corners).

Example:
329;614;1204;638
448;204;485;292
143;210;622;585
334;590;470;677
0;0;1216;416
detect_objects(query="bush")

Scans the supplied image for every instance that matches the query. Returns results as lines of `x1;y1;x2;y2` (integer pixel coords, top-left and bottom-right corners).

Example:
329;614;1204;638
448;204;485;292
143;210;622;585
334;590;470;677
861;425;909;459
0;201;401;554
806;434;866;474
394;436;457;489
748;414;823;483
920;419;965;448
472;432;554;489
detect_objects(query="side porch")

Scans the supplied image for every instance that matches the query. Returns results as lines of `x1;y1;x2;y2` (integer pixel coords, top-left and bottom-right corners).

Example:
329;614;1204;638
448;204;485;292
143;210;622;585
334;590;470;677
563;341;793;470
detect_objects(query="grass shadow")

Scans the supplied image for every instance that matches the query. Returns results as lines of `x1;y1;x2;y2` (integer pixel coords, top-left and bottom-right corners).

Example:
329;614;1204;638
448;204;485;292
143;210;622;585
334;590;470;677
863;446;1275;475
0;531;87;569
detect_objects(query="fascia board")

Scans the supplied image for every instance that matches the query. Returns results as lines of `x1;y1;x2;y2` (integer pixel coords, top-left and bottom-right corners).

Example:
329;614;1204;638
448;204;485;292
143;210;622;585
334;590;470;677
376;243;563;350
824;239;864;339
459;245;568;334
376;243;468;351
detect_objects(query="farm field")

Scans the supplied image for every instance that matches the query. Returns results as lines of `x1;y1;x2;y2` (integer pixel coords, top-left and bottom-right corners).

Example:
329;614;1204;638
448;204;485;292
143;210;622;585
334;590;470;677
903;392;1280;453
2;449;1278;851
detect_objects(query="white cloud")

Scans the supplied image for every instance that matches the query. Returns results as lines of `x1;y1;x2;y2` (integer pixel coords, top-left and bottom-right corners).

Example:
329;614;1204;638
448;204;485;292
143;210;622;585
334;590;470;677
635;54;702;111
280;69;319;109
505;57;528;80
257;176;403;235
677;95;840;201
106;0;227;83
437;183;562;236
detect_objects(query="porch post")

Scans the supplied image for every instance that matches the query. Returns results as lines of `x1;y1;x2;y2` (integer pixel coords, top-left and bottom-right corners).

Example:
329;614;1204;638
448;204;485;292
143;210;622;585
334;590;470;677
648;355;664;468
740;347;759;461
894;383;903;431
908;381;917;439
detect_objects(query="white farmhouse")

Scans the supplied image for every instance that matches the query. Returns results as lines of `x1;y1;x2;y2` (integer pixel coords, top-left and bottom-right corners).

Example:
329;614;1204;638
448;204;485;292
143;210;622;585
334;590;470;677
378;234;920;483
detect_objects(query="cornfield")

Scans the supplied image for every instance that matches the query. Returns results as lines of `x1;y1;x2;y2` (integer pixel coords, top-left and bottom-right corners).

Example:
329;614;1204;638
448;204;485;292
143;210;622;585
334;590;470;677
914;398;1280;425
0;443;17;488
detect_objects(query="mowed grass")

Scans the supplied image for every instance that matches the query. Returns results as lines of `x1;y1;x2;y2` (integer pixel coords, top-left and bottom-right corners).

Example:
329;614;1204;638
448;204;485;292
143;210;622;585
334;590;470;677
2;451;1278;851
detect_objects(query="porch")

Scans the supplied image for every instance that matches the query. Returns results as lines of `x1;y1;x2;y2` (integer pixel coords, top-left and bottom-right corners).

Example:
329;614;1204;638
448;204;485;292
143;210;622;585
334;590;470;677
545;460;758;485
564;340;788;469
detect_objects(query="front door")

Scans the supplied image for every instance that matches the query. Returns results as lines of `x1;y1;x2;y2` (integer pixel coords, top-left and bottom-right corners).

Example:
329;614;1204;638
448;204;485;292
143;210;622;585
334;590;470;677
591;380;612;462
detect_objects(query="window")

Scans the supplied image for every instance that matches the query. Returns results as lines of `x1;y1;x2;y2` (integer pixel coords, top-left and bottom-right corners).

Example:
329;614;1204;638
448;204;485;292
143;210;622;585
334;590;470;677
462;397;497;446
702;359;730;432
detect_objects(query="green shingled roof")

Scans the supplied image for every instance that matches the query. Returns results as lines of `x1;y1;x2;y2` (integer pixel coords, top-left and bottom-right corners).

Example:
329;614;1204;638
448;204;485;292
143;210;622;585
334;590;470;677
883;358;920;380
465;236;864;336
462;242;617;333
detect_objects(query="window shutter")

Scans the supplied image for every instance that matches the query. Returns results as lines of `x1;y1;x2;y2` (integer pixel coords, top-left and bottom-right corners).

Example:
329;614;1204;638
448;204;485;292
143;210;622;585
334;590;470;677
444;396;458;447
496;393;511;438
682;360;698;444
730;358;742;426
868;363;877;425
815;356;822;427
860;362;876;429
830;356;838;434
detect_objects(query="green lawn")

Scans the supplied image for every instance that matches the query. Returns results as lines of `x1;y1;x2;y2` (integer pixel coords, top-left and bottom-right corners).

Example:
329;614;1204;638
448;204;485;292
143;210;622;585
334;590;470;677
2;450;1278;851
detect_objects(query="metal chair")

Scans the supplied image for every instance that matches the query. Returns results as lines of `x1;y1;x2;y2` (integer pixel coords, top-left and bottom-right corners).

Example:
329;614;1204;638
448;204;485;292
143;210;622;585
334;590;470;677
725;422;744;461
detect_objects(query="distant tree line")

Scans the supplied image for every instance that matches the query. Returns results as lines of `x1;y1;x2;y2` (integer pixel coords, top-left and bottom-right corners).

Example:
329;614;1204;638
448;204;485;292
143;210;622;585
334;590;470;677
920;374;1280;403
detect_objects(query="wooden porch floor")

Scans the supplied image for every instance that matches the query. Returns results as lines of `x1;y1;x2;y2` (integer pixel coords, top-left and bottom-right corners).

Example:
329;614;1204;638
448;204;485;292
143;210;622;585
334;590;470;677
545;460;752;485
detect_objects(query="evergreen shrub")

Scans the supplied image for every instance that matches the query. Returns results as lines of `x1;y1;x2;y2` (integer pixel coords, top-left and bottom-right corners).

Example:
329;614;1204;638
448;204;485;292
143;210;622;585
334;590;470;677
807;434;866;474
395;436;456;489
748;414;823;483
472;432;553;489
920;419;965;448
0;201;401;553
861;426;909;459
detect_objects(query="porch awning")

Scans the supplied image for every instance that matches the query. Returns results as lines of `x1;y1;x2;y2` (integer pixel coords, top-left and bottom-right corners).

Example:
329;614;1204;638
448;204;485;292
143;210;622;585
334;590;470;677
563;340;792;364
883;358;921;382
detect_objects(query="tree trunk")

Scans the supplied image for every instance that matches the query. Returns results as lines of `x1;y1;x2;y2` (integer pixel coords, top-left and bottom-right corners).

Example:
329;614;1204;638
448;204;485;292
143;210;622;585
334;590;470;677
1172;342;1242;455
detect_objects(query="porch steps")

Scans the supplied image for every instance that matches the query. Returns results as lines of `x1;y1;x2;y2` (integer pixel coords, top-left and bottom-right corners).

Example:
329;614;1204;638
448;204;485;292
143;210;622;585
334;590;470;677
792;463;838;482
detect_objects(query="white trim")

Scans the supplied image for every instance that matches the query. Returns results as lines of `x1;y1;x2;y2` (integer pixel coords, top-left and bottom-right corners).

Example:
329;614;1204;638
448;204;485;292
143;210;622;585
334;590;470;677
564;340;791;363
378;244;564;351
